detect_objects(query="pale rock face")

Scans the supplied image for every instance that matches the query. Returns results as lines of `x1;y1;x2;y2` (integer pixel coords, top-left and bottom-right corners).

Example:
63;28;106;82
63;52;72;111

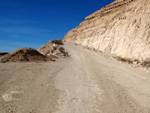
64;0;150;62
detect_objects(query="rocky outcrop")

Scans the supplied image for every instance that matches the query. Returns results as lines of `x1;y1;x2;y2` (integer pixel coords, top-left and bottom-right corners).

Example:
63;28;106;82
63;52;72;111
0;48;49;62
64;0;150;63
0;53;8;57
38;40;69;58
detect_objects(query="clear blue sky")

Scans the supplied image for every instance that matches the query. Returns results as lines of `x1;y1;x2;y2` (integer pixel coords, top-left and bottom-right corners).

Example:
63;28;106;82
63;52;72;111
0;0;114;52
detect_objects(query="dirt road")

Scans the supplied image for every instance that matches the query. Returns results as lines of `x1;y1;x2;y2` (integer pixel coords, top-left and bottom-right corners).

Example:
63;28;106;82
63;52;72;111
0;42;150;113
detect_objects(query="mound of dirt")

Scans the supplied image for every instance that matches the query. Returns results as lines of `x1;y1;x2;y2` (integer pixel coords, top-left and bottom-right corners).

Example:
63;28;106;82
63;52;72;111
38;39;69;58
0;48;50;63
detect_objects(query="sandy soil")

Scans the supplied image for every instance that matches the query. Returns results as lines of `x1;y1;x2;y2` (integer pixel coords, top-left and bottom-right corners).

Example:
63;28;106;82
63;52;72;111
0;42;150;113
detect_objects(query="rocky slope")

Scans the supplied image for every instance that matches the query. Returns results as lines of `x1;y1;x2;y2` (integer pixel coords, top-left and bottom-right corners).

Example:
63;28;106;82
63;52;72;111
38;40;69;58
64;0;150;64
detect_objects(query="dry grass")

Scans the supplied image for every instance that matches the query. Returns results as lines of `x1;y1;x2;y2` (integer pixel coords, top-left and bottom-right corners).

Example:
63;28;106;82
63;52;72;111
116;56;150;68
141;59;150;67
116;56;133;64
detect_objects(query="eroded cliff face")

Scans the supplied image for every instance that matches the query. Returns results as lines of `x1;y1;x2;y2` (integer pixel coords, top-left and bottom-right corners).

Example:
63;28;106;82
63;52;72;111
64;0;150;62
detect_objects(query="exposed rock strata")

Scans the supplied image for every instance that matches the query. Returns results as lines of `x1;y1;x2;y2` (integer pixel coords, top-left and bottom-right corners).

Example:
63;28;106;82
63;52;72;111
64;0;150;63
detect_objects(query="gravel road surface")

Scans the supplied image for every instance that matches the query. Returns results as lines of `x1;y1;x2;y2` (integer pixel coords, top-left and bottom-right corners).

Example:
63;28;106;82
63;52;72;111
0;42;150;113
